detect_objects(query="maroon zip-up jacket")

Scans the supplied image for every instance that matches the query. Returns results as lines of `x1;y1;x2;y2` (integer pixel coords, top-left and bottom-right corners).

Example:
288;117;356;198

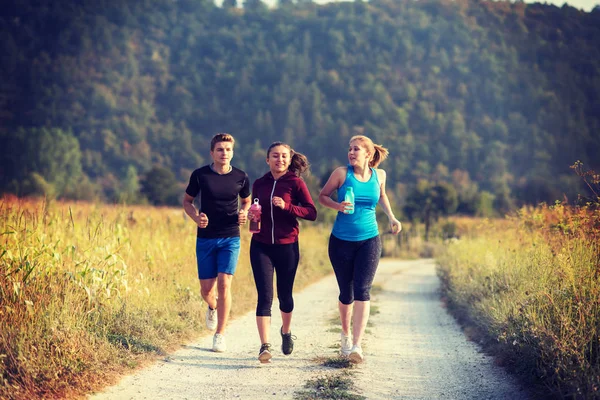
251;170;317;245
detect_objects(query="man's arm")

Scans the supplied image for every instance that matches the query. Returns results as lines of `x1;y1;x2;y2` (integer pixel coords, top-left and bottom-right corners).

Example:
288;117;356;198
238;195;251;225
183;193;208;228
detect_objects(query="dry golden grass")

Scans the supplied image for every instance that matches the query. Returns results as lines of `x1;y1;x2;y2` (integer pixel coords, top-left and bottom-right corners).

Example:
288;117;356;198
437;204;600;398
0;197;330;399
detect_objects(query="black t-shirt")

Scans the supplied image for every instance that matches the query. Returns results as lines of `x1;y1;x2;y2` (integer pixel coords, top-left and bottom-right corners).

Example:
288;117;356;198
185;165;251;238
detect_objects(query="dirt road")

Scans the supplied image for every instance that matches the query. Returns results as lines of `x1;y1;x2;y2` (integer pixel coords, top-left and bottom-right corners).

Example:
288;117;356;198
89;259;531;400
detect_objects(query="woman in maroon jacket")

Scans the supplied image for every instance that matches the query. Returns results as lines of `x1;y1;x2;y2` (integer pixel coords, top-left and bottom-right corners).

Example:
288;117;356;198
248;141;317;363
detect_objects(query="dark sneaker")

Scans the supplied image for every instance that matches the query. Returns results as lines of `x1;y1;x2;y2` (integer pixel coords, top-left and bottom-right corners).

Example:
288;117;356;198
258;343;272;363
280;327;296;355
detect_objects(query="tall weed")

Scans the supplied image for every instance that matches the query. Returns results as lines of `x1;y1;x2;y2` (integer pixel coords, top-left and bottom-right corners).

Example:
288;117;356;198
437;204;600;398
0;197;330;399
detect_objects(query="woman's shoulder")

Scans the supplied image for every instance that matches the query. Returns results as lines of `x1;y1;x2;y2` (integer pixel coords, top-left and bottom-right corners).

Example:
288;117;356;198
325;166;348;185
282;172;305;187
333;166;348;176
374;168;386;181
252;173;270;186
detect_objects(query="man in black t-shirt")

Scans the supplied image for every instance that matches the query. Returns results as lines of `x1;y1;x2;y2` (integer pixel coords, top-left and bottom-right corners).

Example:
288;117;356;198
183;133;251;352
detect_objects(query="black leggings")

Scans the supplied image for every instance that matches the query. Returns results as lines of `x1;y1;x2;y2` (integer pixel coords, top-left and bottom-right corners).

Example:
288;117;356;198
250;239;300;317
328;234;382;304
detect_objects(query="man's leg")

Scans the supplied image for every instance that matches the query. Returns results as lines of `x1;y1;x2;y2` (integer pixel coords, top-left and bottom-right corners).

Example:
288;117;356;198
199;278;218;310
196;237;219;330
215;237;241;334
215;272;232;334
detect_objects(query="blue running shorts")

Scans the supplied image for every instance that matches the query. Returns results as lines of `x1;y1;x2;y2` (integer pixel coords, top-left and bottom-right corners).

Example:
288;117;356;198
196;237;241;279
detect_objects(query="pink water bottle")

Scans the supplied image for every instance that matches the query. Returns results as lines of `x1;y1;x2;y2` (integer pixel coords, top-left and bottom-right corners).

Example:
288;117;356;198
249;198;261;233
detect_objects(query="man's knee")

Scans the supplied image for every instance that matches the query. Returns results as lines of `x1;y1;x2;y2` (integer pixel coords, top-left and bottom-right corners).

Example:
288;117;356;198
199;279;216;298
216;274;232;294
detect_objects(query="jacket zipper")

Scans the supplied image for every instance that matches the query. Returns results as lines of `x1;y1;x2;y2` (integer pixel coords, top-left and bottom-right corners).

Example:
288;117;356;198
270;180;277;244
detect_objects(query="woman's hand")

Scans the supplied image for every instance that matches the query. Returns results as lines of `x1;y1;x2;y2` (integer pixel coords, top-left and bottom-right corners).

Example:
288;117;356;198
389;217;402;234
247;209;257;221
339;201;353;214
272;196;286;209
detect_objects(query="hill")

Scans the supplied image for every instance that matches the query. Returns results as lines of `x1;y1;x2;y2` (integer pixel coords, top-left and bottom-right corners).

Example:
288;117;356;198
1;0;599;214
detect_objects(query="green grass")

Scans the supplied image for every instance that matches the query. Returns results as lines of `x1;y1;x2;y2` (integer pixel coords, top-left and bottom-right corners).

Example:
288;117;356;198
321;357;354;369
295;372;365;400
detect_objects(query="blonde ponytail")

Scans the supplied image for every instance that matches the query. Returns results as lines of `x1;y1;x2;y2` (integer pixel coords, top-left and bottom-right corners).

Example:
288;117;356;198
349;135;389;168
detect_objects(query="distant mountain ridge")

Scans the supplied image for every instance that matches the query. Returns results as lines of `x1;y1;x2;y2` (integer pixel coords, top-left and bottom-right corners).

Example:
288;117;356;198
1;0;598;212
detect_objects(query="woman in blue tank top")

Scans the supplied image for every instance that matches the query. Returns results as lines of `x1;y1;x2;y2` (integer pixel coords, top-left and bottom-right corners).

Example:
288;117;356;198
318;135;402;364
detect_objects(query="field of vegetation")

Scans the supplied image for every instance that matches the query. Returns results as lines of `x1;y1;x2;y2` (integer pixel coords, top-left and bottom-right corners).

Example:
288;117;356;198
0;196;333;399
437;203;600;398
5;189;599;399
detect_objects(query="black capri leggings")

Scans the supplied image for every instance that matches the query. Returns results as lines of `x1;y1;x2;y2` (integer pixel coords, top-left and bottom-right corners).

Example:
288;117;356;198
250;239;300;317
328;234;382;304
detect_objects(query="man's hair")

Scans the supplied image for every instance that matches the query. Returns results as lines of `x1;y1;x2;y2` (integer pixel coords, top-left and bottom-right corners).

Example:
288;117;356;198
211;133;235;150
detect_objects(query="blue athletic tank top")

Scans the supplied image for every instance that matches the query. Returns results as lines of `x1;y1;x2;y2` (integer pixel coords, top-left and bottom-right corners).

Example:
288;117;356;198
331;166;380;241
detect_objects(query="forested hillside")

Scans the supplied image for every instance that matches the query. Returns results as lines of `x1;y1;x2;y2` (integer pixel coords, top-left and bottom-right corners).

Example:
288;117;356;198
1;0;599;216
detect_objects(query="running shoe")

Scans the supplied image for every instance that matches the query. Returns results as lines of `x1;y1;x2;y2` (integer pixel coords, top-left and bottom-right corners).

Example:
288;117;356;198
212;333;226;352
280;327;296;355
206;306;217;331
258;343;272;363
348;345;363;364
340;333;352;357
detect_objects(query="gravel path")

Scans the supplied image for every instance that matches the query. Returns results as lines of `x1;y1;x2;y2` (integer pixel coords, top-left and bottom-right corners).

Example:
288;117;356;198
89;258;531;400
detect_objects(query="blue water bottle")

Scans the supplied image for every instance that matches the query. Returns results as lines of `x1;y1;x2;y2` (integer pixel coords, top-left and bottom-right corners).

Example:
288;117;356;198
344;187;355;214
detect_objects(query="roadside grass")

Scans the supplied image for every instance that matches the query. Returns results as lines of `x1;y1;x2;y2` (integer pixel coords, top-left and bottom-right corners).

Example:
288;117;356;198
300;280;386;400
321;356;354;369
295;372;365;400
381;221;445;259
436;204;600;398
0;197;330;399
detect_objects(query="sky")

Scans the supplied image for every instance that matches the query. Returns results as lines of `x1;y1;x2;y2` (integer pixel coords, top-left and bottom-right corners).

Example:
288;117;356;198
527;0;598;10
260;0;600;11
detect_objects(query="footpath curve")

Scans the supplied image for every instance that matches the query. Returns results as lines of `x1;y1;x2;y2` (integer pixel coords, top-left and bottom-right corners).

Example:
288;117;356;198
90;259;531;400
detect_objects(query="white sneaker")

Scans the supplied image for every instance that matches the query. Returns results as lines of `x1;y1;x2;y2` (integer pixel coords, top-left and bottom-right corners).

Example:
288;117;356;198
340;333;352;357
348;345;363;364
212;333;226;352
206;307;217;331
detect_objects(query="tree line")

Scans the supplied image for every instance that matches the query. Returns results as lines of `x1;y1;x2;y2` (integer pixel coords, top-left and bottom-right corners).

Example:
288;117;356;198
1;0;599;224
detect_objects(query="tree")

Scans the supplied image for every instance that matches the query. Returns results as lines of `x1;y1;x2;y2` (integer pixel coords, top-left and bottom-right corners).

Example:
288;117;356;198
404;180;458;241
140;166;181;206
0;127;84;199
244;0;267;11
117;165;141;204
